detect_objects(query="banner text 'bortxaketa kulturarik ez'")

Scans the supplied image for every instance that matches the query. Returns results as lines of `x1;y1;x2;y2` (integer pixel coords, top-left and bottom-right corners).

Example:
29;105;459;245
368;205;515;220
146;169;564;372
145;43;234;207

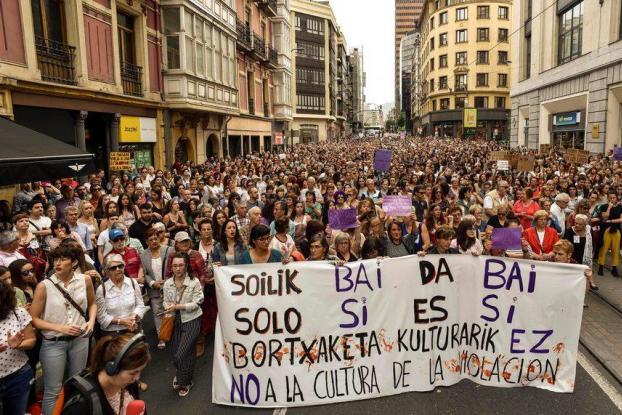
213;256;586;407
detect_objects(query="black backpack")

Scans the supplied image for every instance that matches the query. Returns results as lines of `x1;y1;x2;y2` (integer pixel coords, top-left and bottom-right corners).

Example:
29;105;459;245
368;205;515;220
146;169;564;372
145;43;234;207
59;371;104;415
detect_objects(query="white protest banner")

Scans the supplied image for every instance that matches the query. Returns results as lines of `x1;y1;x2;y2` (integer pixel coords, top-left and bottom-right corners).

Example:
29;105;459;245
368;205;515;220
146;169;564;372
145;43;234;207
213;256;585;408
497;160;509;171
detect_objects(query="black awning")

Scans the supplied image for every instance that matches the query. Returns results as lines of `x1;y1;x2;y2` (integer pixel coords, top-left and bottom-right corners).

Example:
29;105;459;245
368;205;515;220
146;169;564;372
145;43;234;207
0;116;96;186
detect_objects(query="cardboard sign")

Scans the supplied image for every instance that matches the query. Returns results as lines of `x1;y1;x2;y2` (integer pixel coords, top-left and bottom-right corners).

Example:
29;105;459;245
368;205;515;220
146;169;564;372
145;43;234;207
540;144;551;154
383;195;412;216
565;149;590;165
328;208;357;230
517;156;535;172
492;227;522;250
497;160;509;171
490;151;509;161
109;152;131;171
374;149;392;171
213;256;586;407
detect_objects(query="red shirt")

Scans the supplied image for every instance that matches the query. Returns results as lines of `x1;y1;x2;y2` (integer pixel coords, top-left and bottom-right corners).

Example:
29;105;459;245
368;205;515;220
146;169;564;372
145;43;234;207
106;247;142;278
513;200;541;231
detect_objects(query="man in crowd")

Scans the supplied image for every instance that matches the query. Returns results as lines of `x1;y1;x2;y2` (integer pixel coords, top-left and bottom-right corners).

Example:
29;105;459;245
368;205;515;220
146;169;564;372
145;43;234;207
27;198;52;239
129;203;158;248
550;193;570;236
65;206;93;257
55;184;81;221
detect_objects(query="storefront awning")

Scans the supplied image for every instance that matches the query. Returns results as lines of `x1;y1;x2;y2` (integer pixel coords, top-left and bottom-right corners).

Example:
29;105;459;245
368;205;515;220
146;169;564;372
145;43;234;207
0;116;96;186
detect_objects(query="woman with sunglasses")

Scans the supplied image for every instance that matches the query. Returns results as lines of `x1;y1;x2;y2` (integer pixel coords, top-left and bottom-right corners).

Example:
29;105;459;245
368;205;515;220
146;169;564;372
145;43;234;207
8;259;37;308
239;225;283;264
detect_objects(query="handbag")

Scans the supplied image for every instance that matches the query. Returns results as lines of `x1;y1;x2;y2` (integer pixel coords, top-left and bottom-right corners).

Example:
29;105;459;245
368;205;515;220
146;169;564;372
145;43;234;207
159;285;186;342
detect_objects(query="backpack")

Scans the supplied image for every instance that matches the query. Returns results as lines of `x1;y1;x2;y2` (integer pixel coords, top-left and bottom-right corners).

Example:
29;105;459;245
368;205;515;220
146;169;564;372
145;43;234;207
53;370;104;415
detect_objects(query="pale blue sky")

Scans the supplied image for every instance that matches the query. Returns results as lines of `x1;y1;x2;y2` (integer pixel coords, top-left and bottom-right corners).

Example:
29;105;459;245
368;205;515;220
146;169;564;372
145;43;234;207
328;0;395;106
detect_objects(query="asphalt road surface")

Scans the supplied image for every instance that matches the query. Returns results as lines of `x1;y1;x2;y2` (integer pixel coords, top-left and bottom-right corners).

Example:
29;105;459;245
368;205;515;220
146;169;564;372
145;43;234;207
139;314;622;415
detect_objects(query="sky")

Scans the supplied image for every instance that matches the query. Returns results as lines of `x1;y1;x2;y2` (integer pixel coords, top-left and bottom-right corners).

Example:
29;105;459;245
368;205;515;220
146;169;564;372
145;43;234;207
328;0;395;106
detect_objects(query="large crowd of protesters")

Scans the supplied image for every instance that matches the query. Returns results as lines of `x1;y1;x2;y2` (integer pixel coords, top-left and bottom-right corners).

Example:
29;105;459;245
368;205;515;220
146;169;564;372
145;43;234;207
0;135;617;414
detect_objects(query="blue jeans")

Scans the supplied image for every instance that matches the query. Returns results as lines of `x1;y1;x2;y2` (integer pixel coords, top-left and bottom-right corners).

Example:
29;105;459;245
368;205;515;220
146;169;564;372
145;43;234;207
40;337;89;415
0;364;33;415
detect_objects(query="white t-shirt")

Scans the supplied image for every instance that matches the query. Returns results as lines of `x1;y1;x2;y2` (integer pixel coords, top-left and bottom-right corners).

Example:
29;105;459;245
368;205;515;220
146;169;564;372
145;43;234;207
269;234;297;259
0;308;31;377
28;215;52;233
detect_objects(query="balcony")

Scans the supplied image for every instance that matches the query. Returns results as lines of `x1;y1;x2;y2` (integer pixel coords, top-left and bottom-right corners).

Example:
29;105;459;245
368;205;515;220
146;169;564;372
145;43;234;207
454;84;468;93
121;61;143;97
266;46;278;68
236;18;252;52
263;101;270;117
35;36;77;86
252;33;266;60
248;98;255;115
257;0;277;17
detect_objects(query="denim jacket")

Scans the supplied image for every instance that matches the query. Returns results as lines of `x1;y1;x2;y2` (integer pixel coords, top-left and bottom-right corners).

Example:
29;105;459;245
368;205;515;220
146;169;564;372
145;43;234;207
162;276;203;323
212;241;248;265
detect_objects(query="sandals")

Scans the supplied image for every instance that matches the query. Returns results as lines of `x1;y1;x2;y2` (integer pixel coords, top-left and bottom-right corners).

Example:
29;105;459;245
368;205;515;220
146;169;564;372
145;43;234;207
178;382;193;397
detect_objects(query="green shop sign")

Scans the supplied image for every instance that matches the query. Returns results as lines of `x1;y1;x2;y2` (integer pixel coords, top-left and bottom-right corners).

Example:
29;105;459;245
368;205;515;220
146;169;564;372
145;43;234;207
553;111;581;126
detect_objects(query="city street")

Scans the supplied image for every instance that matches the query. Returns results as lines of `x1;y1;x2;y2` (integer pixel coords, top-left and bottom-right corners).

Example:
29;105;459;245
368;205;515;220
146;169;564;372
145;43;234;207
140;290;622;415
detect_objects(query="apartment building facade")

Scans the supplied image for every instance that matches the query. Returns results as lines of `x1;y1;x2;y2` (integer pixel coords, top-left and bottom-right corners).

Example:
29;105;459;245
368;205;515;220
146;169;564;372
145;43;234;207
416;0;512;140
349;47;366;133
161;0;239;162
395;0;424;113
511;0;622;152
290;0;337;143
0;0;165;170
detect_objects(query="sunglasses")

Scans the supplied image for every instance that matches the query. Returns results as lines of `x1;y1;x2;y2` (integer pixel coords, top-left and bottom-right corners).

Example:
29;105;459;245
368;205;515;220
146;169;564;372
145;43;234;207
20;269;34;277
108;264;125;271
113;237;126;242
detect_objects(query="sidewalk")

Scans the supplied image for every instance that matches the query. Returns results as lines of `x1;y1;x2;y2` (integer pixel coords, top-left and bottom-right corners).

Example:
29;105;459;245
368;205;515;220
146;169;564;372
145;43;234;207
580;265;622;384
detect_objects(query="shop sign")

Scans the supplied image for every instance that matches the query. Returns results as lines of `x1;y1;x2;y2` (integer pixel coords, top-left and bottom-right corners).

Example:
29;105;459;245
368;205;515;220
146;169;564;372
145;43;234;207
592;124;600;139
463;108;477;128
553;112;580;126
119;116;157;143
109;152;132;171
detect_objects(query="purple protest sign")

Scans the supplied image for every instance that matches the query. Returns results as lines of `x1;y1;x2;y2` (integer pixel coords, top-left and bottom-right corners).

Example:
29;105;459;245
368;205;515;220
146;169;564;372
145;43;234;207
492;227;522;251
614;147;622;161
374;149;392;171
383;195;412;216
328;208;357;230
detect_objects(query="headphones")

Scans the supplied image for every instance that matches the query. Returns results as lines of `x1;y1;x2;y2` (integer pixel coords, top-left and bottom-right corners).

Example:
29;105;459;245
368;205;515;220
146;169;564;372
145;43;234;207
104;333;147;376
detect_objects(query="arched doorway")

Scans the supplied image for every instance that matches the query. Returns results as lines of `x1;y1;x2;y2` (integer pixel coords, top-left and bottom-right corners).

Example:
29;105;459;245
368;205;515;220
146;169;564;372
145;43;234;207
175;138;190;163
206;134;220;158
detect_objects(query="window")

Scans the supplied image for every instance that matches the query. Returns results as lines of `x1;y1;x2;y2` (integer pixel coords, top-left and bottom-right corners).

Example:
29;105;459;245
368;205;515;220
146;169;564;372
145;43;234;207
498;51;508;64
440;98;450;110
456;97;467;109
477;5;489;19
31;0;65;42
432;100;437;111
439;54;448;68
430;16;435;29
439;32;448;46
440;11;448;25
456;29;468;43
455;74;467;90
477;50;489;64
117;11;135;65
430;57;435;70
456;51;467;65
475;96;488;108
430;37;435;50
495;96;506;108
498;28;508;42
525;35;532;79
498;73;508;87
477;28;489;41
163;7;181;69
439;76;448;89
305;17;324;35
296;94;325;111
295;15;302;31
558;2;583;65
430;78;435;92
476;73;488;87
456;7;468;21
498;6;509;20
297;41;324;60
